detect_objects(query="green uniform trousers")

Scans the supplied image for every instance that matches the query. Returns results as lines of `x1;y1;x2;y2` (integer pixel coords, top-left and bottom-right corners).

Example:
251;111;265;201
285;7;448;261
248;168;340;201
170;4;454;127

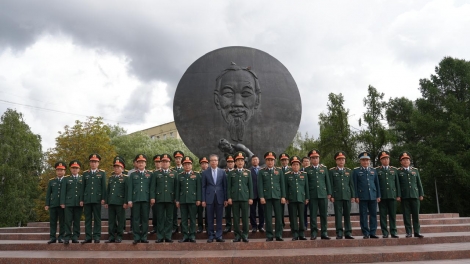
264;199;283;239
334;200;352;237
197;205;208;230
156;202;174;240
401;198;420;235
84;203;102;240
108;204;125;241
288;202;305;238
281;203;288;227
225;205;232;229
379;198;397;236
173;203;179;231
151;203;158;231
132;201;150;242
309;198;328;237
64;206;82;241
49;207;65;241
180;203;197;240
232;201;249;240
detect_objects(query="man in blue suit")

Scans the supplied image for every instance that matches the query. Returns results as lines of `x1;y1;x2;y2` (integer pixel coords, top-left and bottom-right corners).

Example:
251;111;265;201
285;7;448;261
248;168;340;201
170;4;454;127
250;155;264;233
353;152;381;239
202;154;228;243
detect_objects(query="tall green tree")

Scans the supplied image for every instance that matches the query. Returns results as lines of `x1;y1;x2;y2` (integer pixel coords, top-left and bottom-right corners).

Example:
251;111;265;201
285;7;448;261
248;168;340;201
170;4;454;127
284;132;320;159
318;93;357;168
357;85;391;167
0;109;43;227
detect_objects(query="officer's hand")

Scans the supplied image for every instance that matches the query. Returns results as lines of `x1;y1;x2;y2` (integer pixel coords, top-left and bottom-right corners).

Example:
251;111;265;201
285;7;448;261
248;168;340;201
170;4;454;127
45;206;49;211
355;198;359;203
330;198;335;203
101;200;105;205
224;201;228;207
419;196;423;201
397;197;401;202
377;198;381;203
123;204;128;209
60;205;65;209
176;202;180;208
79;202;83;207
202;202;206;207
351;198;356;203
228;199;232;205
327;195;331;199
305;199;309;205
260;198;266;204
128;202;133;208
104;204;108;209
286;200;289;204
248;199;253;205
196;201;201;206
281;198;286;204
150;199;155;206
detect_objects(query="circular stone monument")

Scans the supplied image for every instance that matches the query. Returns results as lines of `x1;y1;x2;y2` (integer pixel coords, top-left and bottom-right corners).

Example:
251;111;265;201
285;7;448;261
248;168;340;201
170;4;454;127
173;46;301;167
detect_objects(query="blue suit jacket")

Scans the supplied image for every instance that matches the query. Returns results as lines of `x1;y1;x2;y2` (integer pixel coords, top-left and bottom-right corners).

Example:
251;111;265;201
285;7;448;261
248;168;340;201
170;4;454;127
353;167;381;200
202;167;227;204
250;167;260;199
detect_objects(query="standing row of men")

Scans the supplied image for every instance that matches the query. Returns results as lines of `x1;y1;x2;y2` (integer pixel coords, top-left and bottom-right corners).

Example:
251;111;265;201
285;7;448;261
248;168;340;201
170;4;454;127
45;149;424;244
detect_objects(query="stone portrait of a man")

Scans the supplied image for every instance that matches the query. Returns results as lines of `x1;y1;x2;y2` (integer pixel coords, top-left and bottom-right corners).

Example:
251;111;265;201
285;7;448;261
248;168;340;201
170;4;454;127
214;62;261;142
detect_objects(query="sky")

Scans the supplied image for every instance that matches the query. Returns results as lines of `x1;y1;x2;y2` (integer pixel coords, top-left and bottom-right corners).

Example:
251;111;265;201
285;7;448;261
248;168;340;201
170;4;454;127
1;0;470;151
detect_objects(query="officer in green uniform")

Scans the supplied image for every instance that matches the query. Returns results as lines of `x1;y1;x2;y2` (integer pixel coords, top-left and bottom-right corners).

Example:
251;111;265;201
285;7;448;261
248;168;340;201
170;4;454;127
176;156;201;243
151;153;177;243
329;151;355;239
128;154;153;244
46;161;66;244
172;150;184;234
105;156;128;243
60;160;83;244
397;152;424;238
223;154;235;233
150;154;162;235
227;151;254;242
197;156;209;233
81;154;107;243
376;151;401;238
305;149;332;240
285;156;309;240
279;153;290;228
258;151;286;241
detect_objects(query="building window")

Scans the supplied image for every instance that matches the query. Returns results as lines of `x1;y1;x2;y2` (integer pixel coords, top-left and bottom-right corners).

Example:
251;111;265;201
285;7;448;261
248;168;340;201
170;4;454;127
163;134;166;139
170;132;173;137
151;135;155;140
157;136;160;139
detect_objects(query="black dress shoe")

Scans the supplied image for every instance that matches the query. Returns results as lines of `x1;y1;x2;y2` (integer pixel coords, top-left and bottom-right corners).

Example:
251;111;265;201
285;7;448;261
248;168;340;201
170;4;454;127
275;237;284;241
172;229;177;234
233;238;241;242
345;235;354;239
189;239;196;243
298;237;307;240
391;234;399;238
414;233;424;238
58;239;63;243
223;227;231;234
197;228;203;234
178;239;188;243
149;230;156;235
72;240;79;243
216;238;225;242
370;235;379;239
406;233;412;238
363;235;370;239
132;240;139;245
105;240;115;243
336;235;343;239
383;235;389;238
81;240;92;244
115;239;122;243
94;240;100;243
47;239;56;244
310;236;317;240
155;239;164;243
128;230;133;234
292;237;298;241
321;236;331;240
252;227;257;233
207;238;213;243
266;238;273;241
64;240;69;244
165;239;173;243
242;237;249;242
259;227;265;233
141;240;149;243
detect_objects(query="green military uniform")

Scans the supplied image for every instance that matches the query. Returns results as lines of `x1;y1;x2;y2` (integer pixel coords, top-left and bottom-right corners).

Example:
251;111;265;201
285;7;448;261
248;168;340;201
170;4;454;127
305;150;332;239
224;155;235;233
376;151;401;238
150;154;162;234
176;157;201;242
172;150;185;233
60;160;83;243
227;152;254;242
258;152;286;240
197;156;209;233
81;153;107;242
330;152;355;238
285;156;309;240
128;154;152;243
106;157;128;243
398;152;424;237
46;162;66;243
279;153;290;228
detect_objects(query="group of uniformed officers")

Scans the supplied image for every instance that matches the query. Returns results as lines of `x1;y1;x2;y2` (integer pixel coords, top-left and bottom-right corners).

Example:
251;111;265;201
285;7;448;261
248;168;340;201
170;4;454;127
45;149;424;244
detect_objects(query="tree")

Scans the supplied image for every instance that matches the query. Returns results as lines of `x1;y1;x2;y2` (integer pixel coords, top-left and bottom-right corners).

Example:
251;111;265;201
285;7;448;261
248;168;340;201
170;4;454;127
0;109;43;227
318;93;357;168
284;132;320;160
357;85;391;167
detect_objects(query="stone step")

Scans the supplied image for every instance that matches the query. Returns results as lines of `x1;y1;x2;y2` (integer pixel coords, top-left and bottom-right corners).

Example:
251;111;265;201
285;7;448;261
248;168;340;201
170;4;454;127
1;224;469;240
0;242;469;263
9;217;470;233
1;232;469;251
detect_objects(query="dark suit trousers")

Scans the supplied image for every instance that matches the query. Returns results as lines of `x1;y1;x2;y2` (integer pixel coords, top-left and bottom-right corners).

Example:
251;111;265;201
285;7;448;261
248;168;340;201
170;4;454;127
64;206;81;241
206;195;224;239
250;198;264;229
359;200;378;236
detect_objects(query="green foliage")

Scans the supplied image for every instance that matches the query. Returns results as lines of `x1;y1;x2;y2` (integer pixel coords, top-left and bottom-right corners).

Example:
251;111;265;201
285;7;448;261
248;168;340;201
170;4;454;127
0;109;43;227
284;132;320;160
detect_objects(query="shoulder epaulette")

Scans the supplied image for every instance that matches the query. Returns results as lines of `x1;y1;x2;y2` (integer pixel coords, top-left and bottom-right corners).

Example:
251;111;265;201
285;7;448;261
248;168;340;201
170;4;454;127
244;168;250;172
99;169;105;172
345;167;350;170
411;167;418;170
64;175;71;177
390;166;397;169
49;178;55;181
276;166;282;169
329;167;336;170
285;171;293;174
398;167;403;170
354;167;360;169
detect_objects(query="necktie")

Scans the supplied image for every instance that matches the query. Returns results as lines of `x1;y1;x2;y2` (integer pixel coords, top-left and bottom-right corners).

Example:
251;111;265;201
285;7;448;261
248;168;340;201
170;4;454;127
212;169;217;183
254;167;258;174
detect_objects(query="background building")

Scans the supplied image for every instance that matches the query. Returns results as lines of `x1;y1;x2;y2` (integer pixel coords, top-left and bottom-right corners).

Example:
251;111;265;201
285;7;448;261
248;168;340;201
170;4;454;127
133;121;180;140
